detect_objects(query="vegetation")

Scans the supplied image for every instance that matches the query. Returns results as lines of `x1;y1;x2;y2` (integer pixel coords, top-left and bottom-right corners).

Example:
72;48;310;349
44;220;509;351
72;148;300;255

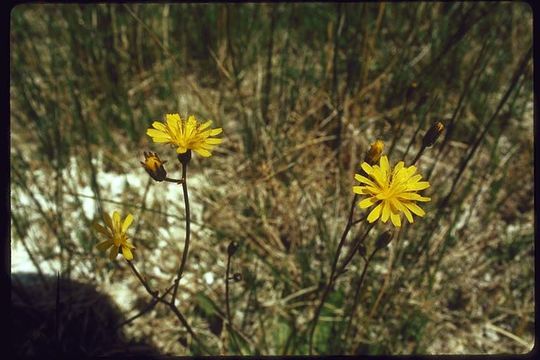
10;3;533;355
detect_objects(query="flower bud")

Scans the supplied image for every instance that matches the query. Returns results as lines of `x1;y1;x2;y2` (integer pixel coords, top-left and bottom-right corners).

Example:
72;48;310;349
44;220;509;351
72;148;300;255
364;140;384;166
375;230;394;249
140;152;167;182
422;122;444;148
177;150;192;166
227;241;239;257
357;242;367;257
406;81;418;99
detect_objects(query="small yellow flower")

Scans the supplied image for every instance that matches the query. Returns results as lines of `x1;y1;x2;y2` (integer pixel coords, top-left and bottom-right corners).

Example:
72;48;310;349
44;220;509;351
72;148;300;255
140;151;167;181
93;211;136;260
364;140;384;165
146;113;223;157
353;155;431;227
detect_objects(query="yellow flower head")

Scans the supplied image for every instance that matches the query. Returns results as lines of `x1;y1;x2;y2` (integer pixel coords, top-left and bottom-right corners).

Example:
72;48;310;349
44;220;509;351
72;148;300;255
364;140;384;165
93;211;135;260
146;113;223;158
140;151;167;181
353;155;431;227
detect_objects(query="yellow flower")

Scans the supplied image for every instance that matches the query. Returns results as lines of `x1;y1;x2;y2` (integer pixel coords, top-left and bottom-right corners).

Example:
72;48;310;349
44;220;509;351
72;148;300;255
93;211;136;261
146;113;223;157
352;155;431;227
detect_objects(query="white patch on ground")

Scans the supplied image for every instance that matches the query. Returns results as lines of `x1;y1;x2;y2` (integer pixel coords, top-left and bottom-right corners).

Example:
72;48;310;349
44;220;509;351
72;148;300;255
203;271;215;285
79;185;96;219
107;281;135;312
11;240;38;273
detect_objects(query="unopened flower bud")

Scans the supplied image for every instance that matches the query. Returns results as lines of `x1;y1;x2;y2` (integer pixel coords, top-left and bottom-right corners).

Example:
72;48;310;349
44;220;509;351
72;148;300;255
406;81;418;99
177;150;192;166
141;152;167;182
233;273;242;282
422;122;444;148
375;230;394;249
364;140;384;166
227;241;239;257
358;243;367;257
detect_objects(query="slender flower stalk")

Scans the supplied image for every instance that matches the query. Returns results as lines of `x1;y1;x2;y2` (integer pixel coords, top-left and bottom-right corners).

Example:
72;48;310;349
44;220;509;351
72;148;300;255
171;155;191;306
126;260;211;355
225;242;243;354
308;140;386;355
343;230;393;348
307;194;357;354
342;248;376;346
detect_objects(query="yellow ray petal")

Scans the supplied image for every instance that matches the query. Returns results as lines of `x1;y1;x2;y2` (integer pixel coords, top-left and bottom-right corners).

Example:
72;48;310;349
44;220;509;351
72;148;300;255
193;147;212;157
354;173;378;188
103;212;113;231
360;162;373;175
210;128;223;136
370;168;388;188
186;115;197;136
176;146;188;154
151;121;168;131
122;213;134;233
390;212;401;227
122;246;134;261
358;197;377;209
380;156;390;174
166;114;181;137
92;222;111;238
381;201;390;222
147;128;170;139
402;165;417;181
408;174;422;183
96;239;113;251
392;161;405;177
367;203;383;223
113;211;121;232
198;120;213;131
204;138;223;145
109;246;118;260
397;192;431;202
404;202;425;217
125;240;136;249
407;181;430;191
391;199;414;223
